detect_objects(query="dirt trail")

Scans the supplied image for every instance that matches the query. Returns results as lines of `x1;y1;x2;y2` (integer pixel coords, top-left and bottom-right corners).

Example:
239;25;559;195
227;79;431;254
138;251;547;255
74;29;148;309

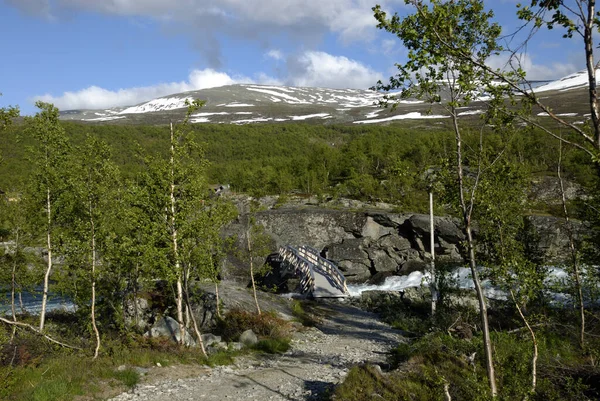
109;301;403;401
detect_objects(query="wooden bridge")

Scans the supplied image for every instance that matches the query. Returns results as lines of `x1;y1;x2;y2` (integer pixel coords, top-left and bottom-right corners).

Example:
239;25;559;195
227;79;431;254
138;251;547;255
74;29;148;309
278;245;349;298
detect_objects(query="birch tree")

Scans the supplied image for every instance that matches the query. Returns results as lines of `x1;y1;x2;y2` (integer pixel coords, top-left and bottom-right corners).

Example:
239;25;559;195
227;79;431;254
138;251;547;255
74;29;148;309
59;136;118;358
25;102;69;333
141;100;209;348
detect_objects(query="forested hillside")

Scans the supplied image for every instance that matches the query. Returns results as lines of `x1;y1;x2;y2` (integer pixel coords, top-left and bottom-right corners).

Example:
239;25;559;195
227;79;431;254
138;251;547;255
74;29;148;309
1;120;592;214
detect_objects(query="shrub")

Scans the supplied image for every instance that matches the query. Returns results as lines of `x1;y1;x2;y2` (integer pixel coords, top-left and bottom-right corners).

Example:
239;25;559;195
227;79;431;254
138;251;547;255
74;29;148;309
215;308;291;342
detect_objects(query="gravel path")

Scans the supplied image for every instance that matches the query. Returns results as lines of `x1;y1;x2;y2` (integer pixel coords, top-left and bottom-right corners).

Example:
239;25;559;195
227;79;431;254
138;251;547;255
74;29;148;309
109;301;403;401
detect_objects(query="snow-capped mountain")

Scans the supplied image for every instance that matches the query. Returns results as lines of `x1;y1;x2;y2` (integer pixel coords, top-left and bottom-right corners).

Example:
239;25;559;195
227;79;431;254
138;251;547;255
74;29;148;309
60;72;594;125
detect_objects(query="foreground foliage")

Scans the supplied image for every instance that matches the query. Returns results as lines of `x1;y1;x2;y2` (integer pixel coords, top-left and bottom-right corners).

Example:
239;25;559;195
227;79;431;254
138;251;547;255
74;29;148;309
335;295;600;401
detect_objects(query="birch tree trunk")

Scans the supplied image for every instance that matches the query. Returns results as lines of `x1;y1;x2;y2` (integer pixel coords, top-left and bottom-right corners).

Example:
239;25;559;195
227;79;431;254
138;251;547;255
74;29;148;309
452;109;497;397
90;204;101;359
247;223;261;315
510;290;538;396
170;122;186;346
10;229;19;342
39;187;52;333
429;191;437;315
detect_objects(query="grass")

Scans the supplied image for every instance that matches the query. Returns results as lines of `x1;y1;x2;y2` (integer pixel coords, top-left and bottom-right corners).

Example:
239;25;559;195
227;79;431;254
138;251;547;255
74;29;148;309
0;326;225;401
252;338;291;354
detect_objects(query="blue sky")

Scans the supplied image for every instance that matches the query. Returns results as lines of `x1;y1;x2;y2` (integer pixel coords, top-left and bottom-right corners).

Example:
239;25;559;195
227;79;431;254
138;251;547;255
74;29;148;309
0;0;583;114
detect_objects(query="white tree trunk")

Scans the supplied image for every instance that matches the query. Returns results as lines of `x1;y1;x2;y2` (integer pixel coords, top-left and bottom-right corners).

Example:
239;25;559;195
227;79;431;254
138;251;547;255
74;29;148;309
10;229;19;342
510;290;538;395
247;224;261;315
90;208;101;359
215;281;221;318
39;187;52;333
170;122;186;345
429;191;437;315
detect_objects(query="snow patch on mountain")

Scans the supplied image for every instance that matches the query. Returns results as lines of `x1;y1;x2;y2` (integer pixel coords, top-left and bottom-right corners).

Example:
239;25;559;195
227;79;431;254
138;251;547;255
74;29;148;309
534;70;594;92
290;113;330;120
233;117;273;124
83;116;127;122
192;112;230;117
120;97;192;114
245;87;310;104
458;109;484;116
219;102;255;107
190;117;211;123
354;112;448;124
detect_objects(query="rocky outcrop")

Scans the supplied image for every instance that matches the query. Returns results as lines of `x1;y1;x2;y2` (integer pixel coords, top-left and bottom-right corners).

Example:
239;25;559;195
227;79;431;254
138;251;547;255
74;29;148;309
223;201;582;286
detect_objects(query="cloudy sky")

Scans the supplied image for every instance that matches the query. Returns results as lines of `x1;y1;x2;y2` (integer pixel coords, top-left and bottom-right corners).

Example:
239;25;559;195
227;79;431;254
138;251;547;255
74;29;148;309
0;0;582;114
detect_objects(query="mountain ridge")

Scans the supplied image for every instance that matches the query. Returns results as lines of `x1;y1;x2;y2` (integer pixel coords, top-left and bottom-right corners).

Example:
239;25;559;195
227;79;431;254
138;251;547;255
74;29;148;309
59;70;594;125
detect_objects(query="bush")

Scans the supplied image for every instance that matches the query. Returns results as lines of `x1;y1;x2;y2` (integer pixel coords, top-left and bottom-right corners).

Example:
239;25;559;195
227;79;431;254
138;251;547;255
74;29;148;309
215;308;291;342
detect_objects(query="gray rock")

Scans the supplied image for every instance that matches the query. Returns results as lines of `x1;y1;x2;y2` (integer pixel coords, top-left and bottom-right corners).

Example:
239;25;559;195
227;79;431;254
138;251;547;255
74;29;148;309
201;333;222;347
337;260;372;281
399;259;427;276
326;238;368;261
145;316;196;347
361;216;394;240
239;329;258;346
365;248;399;273
378;234;412;251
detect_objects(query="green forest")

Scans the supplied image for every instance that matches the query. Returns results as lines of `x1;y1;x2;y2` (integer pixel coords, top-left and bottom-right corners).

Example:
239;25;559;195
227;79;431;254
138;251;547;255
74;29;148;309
1;118;592;214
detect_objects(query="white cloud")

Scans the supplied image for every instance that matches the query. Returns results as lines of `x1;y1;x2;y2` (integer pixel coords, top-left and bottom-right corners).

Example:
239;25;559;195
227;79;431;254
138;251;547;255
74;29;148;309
286;51;383;89
34;68;253;110
266;49;284;61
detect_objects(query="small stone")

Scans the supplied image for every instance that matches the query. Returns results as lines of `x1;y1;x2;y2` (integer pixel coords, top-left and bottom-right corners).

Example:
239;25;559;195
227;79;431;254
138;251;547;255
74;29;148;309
156;362;162;367
239;329;258;346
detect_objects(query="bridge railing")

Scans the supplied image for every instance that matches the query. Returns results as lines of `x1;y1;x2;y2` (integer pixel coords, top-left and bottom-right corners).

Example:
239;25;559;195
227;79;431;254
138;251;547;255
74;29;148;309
279;246;315;294
298;246;348;294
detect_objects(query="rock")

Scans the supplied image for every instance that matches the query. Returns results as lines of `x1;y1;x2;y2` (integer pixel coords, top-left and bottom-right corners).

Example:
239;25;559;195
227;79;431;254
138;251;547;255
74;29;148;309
367;271;396;285
229;342;244;351
378;234;412;251
239;329;258;346
359;290;402;308
201;333;222;347
435;218;465;243
326;238;368;261
145;316;196;347
365;248;399;273
207;342;228;355
361;216;394;240
337;260;372;281
399;259;427;276
401;286;430;303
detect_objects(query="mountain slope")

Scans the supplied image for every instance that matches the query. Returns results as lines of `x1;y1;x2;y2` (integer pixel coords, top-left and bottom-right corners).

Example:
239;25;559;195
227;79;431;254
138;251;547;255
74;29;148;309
59;72;595;125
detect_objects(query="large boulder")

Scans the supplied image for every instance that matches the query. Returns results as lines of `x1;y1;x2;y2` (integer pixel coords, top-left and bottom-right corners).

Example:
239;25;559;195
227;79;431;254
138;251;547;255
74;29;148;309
145;316;196;347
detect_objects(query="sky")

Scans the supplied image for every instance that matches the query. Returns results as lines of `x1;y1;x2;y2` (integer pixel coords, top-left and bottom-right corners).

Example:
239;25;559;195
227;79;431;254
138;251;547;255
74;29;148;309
0;0;584;114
